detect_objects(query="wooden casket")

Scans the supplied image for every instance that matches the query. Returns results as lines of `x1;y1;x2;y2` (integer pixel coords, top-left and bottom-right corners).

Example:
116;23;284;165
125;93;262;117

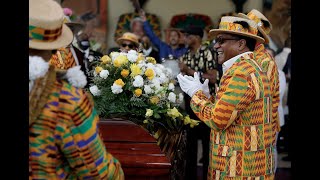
99;118;173;179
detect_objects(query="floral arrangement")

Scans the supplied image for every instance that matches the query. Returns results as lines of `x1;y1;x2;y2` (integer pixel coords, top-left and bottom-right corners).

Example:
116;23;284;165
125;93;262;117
87;50;199;135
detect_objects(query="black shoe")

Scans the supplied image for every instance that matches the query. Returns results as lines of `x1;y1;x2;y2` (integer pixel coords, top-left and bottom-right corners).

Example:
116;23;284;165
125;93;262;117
282;155;291;161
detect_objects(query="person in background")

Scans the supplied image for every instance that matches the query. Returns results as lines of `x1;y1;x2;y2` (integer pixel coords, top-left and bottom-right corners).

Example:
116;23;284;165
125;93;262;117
266;47;286;171
177;16;277;179
29;0;124;179
140;9;187;61
141;35;160;61
130;16;145;39
179;26;218;180
116;32;140;53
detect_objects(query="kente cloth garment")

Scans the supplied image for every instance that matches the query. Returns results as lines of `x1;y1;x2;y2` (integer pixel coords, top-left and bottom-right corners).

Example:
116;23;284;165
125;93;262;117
254;43;280;132
29;79;124;179
180;44;218;94
49;47;77;70
190;53;277;179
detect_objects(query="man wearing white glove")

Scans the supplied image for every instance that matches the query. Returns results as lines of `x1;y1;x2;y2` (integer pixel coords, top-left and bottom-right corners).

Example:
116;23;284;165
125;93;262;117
178;15;278;179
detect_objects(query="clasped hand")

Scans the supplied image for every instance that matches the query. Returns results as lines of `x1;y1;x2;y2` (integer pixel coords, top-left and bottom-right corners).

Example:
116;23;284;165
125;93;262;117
177;72;211;98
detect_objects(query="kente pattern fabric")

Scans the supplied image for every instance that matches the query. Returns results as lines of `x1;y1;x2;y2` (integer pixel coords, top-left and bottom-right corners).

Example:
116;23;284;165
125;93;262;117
49;47;76;70
29;80;124;179
190;53;276;179
114;12;161;42
180;44;217;94
254;43;280;132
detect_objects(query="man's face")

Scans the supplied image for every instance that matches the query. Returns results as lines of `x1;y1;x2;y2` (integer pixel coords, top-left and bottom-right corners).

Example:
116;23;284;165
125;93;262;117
120;40;137;53
213;33;241;64
169;31;179;46
184;33;198;47
131;21;145;39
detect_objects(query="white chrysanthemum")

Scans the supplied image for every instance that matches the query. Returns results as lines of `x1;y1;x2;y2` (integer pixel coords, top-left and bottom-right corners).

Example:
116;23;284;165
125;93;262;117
179;93;184;102
138;61;147;72
66;66;87;88
165;68;173;79
150;78;161;89
110;52;120;61
127;50;138;63
99;70;109;79
111;84;123;94
168;83;175;91
168;92;176;103
146;63;155;70
29;56;49;80
133;75;144;87
154;67;163;76
88;55;94;62
89;85;101;96
159;73;168;84
144;85;153;94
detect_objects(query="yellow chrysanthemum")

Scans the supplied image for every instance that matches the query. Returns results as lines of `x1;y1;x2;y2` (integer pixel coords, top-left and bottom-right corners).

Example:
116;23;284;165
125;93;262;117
167;107;182;119
144;68;155;80
143;119;149;124
146;57;156;64
121;69;129;78
150;96;160;104
114;79;125;87
134;88;142;97
113;54;128;67
95;66;103;73
130;63;142;77
100;55;111;64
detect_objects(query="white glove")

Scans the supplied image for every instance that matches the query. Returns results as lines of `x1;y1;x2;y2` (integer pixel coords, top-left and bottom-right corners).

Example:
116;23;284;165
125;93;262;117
202;79;211;99
193;72;211;99
177;73;201;97
177;72;211;98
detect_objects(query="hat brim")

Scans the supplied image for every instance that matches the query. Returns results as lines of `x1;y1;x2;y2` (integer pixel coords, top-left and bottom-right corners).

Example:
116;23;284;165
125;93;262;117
209;29;265;44
65;22;85;34
29;24;73;50
116;38;140;47
238;13;269;44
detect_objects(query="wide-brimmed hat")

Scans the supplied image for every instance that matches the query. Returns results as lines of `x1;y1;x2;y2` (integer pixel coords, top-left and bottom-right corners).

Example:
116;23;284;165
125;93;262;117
209;16;265;44
29;0;73;50
63;16;85;36
238;9;272;43
116;32;140;47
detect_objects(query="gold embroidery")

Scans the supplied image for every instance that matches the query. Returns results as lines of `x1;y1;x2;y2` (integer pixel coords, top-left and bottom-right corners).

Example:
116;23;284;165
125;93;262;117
250;126;258;151
229;151;237;177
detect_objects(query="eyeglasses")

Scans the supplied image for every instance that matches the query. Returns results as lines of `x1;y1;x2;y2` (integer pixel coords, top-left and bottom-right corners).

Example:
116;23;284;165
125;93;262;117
121;43;134;49
214;37;240;45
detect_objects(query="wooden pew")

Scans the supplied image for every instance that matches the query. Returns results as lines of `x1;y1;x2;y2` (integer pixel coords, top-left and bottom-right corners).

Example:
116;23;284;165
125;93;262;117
98;118;171;180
